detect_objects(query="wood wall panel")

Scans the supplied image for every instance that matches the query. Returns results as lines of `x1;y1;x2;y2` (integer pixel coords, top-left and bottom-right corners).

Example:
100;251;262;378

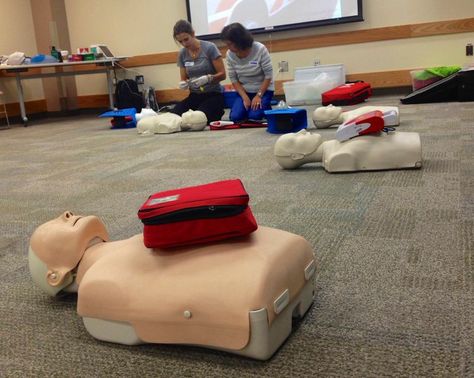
2;18;469;114
346;70;413;88
0;68;420;113
120;17;474;68
156;89;188;104
3;99;47;117
410;17;474;37
74;90;190;109
76;94;109;109
121;52;178;68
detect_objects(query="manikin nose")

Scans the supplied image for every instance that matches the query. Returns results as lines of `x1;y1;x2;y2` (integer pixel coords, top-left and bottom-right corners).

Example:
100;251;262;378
63;211;74;219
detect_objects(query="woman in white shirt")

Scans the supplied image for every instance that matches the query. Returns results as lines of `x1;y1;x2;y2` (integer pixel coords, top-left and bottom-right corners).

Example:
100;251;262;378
221;23;274;123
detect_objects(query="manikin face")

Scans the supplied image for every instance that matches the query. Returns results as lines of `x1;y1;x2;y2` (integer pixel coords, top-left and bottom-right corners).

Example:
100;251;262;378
29;211;109;290
274;129;323;159
313;104;343;122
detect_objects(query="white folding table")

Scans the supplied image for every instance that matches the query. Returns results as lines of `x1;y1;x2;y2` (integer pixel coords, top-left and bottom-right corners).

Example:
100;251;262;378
0;58;125;125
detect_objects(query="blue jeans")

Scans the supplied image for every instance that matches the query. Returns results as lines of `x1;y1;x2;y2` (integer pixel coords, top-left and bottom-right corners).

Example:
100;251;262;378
230;90;274;122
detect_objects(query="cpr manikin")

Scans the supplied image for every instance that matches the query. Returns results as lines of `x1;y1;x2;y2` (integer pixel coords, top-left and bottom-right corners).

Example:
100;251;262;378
274;129;422;172
180;109;207;131
137;112;182;134
135;108;158;123
28;212;315;360
137;110;208;134
312;104;399;129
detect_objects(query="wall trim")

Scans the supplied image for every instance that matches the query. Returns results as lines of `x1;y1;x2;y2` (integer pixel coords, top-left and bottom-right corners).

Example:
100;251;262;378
3;99;47;117
1;68;412;117
119;17;474;69
3;18;469;116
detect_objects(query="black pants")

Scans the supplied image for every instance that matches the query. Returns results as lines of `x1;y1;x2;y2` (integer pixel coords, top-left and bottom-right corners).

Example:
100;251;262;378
170;92;225;122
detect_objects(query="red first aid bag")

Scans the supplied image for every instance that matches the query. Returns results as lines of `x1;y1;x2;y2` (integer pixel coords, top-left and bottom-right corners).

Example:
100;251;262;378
138;179;258;248
322;81;372;106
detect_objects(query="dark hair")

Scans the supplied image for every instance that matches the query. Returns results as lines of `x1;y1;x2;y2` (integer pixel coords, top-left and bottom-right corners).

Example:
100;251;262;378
173;19;194;40
220;23;254;50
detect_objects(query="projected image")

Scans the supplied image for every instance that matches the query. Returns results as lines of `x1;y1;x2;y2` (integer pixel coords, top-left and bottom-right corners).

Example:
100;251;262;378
188;0;362;38
206;0;342;34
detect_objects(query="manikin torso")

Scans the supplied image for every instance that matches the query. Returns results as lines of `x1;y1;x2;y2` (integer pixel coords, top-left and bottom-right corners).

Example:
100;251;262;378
274;129;422;172
28;213;314;352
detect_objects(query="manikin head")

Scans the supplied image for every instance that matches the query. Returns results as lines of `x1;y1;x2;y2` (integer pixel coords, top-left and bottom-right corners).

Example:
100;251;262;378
181;110;208;131
28;211;109;296
312;104;343;128
274;129;324;169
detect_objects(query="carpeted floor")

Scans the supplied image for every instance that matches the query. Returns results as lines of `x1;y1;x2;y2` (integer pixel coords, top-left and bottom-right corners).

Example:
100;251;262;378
0;94;473;377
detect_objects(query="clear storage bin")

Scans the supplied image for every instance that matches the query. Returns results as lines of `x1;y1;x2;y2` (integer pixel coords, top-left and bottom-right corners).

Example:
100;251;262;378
410;70;442;91
283;64;345;106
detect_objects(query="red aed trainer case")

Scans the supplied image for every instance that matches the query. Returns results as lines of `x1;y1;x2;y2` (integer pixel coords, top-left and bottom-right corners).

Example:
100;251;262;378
138;179;258;248
322;81;372;106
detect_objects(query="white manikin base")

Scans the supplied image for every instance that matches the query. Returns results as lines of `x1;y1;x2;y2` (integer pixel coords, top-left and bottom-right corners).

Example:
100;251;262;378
82;276;314;361
322;132;422;172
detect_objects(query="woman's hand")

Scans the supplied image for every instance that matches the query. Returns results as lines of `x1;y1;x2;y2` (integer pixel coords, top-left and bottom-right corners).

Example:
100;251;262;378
243;95;252;110
251;95;262;110
178;80;189;90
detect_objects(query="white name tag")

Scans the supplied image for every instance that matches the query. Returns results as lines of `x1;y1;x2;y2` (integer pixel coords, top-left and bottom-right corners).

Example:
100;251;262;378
185;61;194;67
148;194;180;205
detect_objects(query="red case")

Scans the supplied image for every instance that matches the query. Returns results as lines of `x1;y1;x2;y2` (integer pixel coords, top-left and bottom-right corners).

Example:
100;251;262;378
138;179;258;248
322;82;372;106
210;121;267;131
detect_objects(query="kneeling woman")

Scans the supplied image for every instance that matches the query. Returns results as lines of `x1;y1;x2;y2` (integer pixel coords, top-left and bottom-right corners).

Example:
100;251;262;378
171;20;226;122
221;23;274;123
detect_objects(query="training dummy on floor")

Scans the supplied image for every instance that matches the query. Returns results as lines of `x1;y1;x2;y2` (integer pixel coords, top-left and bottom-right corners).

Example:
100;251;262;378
312;104;400;129
28;211;316;360
136;109;208;135
274;129;422;172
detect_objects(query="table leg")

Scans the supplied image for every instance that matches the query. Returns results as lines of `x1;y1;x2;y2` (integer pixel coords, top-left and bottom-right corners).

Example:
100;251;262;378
15;74;28;126
106;69;115;109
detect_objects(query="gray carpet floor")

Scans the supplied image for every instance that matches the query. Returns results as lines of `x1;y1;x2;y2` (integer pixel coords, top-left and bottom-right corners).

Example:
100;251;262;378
0;94;473;377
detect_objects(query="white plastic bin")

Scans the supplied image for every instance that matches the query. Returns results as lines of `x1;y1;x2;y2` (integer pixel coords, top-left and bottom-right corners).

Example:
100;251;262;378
283;64;345;106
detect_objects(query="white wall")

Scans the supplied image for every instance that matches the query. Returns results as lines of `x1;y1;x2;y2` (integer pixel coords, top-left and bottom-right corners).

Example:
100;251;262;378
64;0;474;95
64;0;187;95
1;0;474;101
0;0;44;102
266;0;474;80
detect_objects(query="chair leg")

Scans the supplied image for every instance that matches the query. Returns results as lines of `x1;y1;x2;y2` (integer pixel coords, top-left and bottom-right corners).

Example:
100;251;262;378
1;102;9;128
3;103;9;127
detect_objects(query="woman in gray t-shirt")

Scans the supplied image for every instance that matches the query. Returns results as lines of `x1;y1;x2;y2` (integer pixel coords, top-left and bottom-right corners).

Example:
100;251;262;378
170;20;226;122
221;23;274;123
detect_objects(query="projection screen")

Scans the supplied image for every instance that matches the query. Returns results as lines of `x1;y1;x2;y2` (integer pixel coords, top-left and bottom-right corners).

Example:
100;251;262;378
186;0;363;39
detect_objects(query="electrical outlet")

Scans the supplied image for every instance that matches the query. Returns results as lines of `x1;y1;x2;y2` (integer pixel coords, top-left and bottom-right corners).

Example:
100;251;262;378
313;59;321;66
466;43;473;56
278;61;289;72
135;75;144;85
